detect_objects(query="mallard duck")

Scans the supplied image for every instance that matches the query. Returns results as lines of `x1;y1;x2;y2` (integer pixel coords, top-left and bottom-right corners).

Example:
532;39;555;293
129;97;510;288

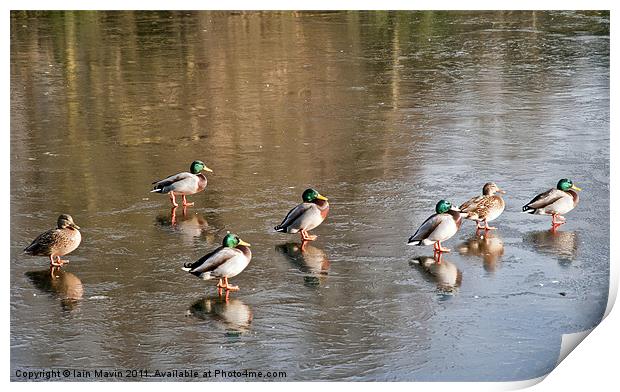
459;182;506;231
182;233;252;292
522;178;582;229
274;188;329;242
407;200;466;254
24;214;81;267
151;160;213;207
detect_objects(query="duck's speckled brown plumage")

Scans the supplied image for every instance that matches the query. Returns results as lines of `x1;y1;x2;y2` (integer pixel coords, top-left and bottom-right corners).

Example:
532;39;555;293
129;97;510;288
24;214;82;264
459;182;506;226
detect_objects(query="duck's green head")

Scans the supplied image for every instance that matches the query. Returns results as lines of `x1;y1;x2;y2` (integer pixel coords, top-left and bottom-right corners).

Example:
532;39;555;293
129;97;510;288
435;200;452;214
190;160;213;175
222;233;251;248
302;188;328;203
557;178;582;192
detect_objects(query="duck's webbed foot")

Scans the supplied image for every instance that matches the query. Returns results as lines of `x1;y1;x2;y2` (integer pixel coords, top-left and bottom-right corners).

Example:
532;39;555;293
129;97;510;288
182;195;194;207
300;230;317;241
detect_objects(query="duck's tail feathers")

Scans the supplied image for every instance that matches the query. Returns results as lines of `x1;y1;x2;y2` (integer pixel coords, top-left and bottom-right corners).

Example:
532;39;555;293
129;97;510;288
150;187;164;193
274;225;286;232
522;205;535;213
182;261;194;272
407;238;421;246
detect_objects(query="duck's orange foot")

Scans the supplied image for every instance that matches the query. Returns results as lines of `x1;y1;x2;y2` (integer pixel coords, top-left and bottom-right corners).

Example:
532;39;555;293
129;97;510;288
181;195;194;207
50;256;67;267
433;243;450;253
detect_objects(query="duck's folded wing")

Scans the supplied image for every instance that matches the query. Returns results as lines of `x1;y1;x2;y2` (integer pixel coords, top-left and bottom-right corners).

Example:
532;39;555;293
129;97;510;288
152;171;195;186
408;214;441;243
459;195;484;212
184;247;239;273
523;189;564;210
275;203;312;231
24;229;57;253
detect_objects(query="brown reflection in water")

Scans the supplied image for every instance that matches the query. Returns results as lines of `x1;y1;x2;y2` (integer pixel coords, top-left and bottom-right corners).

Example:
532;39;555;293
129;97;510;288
410;255;462;293
25;267;84;310
524;229;579;262
275;242;330;287
155;206;217;245
458;232;505;272
188;296;253;334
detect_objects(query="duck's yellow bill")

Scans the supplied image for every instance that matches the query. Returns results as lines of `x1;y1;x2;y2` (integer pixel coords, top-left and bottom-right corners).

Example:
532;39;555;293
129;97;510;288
203;167;213;173
238;239;251;247
316;194;329;201
572;185;582;191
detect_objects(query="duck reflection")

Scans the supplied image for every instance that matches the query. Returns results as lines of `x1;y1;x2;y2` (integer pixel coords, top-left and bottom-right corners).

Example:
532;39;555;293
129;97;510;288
25;267;84;310
275;242;330;286
188;296;253;334
458;232;505;272
410;255;462;293
155;206;215;244
524;229;579;261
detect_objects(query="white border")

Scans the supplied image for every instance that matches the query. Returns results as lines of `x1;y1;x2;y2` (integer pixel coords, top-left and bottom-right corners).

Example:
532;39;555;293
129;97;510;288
4;1;617;391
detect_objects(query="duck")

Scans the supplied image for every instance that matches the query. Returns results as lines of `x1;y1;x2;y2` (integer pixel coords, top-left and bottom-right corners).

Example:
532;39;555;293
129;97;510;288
151;160;213;207
522;178;582;229
407;200;466;254
24;214;82;267
182;233;252;293
274;188;329;242
459;182;506;231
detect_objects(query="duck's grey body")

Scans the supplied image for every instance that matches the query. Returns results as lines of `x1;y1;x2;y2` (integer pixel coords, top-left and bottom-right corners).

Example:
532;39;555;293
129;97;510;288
408;209;463;246
151;172;207;195
274;199;329;234
522;189;579;216
182;245;252;280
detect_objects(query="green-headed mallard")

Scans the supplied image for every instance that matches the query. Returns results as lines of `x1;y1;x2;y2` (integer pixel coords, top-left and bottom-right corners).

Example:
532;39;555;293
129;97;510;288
274;188;329;242
522;178;582;229
151;160;213;207
24;214;82;267
407;200;465;253
182;233;252;292
459;182;506;231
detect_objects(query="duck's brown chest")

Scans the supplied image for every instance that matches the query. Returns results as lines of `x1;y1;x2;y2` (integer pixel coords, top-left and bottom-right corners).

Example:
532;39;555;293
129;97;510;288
197;174;208;191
